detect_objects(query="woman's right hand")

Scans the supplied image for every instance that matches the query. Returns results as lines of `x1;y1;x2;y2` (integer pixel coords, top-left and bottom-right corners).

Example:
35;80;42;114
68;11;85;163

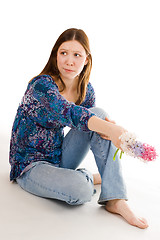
108;123;127;150
88;115;127;150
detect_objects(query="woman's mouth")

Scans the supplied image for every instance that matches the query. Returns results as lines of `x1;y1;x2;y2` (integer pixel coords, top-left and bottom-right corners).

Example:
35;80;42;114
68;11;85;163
64;68;74;73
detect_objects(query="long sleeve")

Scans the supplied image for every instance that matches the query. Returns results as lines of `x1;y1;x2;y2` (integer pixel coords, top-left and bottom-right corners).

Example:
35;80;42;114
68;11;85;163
22;75;95;131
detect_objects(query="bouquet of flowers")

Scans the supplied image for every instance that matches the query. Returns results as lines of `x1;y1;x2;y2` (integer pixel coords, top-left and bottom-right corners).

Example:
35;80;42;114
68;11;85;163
113;132;158;162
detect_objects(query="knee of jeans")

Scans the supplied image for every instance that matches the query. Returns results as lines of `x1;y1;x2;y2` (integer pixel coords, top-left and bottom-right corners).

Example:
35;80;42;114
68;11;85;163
67;171;94;205
67;183;93;205
89;107;109;120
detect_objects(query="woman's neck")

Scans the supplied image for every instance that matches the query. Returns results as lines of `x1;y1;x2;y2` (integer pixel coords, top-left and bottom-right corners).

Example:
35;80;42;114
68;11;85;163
55;76;78;103
59;75;78;93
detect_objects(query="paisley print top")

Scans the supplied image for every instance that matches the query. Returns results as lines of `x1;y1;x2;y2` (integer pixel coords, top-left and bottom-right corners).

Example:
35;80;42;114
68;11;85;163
9;75;96;180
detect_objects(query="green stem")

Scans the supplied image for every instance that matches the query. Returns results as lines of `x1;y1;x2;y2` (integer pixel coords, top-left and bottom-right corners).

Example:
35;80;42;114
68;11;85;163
113;148;119;161
120;151;124;159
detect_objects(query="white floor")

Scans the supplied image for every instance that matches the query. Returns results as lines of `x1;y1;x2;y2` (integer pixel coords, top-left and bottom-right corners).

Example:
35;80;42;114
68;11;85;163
1;132;160;240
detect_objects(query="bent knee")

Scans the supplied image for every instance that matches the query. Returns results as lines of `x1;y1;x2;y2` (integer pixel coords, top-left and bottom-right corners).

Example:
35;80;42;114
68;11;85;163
89;107;109;120
67;183;93;205
67;170;94;205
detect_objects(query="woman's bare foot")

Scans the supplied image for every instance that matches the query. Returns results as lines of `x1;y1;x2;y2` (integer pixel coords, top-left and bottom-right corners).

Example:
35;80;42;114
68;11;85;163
105;199;148;229
93;173;101;185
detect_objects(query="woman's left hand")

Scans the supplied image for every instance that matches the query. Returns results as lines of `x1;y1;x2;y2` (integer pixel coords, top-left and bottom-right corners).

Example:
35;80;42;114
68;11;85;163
98;116;116;140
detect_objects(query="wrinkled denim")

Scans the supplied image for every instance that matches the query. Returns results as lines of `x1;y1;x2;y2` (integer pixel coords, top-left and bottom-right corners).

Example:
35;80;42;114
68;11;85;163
17;107;127;205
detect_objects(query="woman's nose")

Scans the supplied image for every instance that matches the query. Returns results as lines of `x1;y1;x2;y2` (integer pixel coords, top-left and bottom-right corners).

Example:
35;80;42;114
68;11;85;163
66;55;74;66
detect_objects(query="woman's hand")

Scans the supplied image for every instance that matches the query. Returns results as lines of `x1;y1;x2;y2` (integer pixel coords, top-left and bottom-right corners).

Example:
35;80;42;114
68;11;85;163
88;115;127;150
97;116;127;150
109;124;127;150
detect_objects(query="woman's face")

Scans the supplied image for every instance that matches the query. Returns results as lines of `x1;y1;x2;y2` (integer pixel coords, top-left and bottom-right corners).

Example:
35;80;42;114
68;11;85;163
57;40;88;81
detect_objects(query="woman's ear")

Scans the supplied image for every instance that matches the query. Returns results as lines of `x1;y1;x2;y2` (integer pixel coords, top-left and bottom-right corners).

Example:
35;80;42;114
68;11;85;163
84;56;88;65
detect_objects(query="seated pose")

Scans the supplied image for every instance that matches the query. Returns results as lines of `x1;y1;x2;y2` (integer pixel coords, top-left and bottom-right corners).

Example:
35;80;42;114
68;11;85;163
9;28;148;229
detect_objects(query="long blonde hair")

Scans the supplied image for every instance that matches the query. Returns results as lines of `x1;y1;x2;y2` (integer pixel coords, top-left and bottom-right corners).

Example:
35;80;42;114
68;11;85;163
39;28;92;105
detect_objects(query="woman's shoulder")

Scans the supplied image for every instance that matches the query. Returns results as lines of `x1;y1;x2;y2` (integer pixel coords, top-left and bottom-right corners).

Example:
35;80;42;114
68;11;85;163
28;74;58;89
80;81;96;107
86;81;95;95
29;74;53;84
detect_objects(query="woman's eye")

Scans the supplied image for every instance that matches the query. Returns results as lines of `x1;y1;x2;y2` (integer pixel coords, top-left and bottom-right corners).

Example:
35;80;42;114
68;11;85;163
74;53;80;57
61;52;67;55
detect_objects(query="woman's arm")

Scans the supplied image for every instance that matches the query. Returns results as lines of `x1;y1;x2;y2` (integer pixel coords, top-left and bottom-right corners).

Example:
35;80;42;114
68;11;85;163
26;75;95;131
88;115;126;149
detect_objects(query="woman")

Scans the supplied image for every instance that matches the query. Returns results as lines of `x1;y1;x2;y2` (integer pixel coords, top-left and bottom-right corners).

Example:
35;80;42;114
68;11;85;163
9;28;148;229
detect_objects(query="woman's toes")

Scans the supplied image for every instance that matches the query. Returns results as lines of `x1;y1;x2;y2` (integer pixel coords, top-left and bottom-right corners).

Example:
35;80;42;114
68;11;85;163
105;199;149;229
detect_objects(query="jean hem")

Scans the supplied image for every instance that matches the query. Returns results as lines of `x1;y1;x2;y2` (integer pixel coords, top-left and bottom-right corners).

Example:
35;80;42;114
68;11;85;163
98;196;128;205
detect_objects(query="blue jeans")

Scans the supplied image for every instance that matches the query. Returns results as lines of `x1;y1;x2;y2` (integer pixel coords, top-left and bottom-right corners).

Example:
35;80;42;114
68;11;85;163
17;107;127;205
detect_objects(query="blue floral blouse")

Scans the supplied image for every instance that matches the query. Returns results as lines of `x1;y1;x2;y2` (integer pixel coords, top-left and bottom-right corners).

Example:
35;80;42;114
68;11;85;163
9;75;96;181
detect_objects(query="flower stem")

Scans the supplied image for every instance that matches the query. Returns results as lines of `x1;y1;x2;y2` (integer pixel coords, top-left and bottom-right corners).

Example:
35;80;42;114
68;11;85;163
113;149;119;161
120;151;124;159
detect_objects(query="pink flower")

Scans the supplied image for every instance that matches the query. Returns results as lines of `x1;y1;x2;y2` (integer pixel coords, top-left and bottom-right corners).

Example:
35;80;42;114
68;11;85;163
113;132;158;163
141;143;157;162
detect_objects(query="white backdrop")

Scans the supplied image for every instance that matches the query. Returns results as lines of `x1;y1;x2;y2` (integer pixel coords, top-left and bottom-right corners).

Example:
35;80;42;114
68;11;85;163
0;0;159;160
0;2;160;238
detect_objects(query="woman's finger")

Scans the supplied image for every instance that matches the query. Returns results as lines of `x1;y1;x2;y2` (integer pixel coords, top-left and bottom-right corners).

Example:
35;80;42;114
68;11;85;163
105;116;116;124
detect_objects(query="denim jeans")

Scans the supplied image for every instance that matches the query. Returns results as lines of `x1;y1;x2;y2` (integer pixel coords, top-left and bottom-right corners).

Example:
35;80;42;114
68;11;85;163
17;107;127;205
